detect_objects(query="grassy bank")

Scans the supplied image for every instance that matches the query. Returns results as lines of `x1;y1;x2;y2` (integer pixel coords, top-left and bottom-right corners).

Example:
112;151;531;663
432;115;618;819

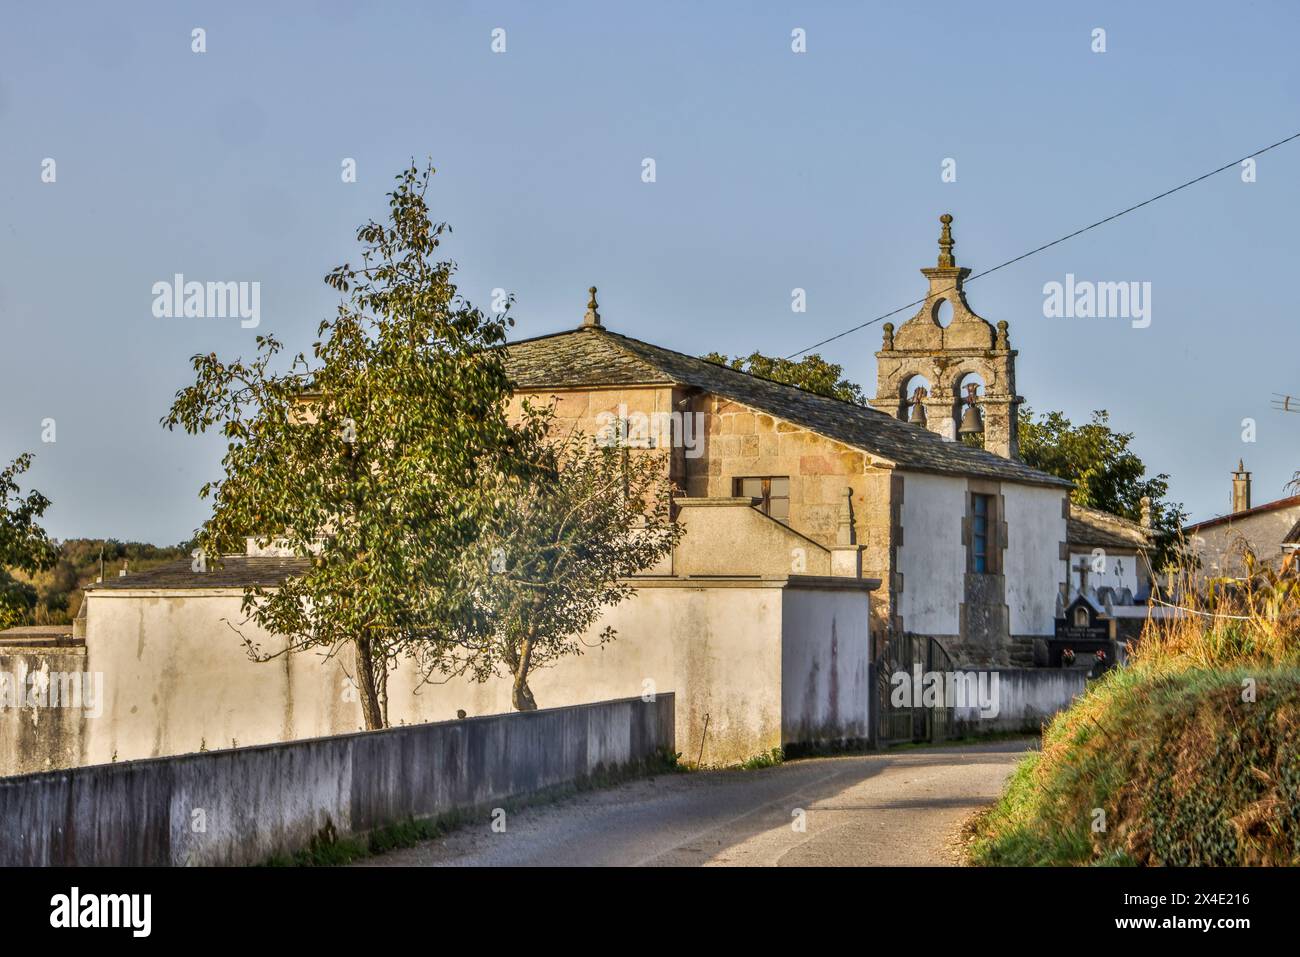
969;554;1300;866
967;665;1300;865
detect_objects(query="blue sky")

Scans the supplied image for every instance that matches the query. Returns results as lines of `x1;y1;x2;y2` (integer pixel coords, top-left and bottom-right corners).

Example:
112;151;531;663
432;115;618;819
2;1;1298;543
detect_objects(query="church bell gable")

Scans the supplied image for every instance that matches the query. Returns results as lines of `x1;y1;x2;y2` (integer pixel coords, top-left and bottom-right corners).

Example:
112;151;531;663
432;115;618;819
870;214;1022;459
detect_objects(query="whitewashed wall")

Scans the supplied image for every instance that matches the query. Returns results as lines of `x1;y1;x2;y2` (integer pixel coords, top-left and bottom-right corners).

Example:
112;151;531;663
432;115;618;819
1067;549;1140;595
780;586;873;747
1004;484;1068;635
898;472;966;634
71;577;874;774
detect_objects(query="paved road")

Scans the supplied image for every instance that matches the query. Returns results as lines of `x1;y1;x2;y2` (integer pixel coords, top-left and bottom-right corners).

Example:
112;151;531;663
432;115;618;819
359;739;1033;867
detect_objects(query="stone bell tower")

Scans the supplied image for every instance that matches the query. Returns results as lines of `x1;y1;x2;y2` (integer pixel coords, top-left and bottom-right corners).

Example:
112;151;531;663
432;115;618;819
870;214;1021;459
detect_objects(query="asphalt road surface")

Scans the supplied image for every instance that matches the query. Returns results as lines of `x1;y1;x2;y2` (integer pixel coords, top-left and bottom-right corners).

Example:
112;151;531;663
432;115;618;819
358;738;1033;867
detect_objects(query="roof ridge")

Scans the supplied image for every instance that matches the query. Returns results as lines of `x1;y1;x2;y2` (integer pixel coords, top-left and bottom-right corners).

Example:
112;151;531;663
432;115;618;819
505;325;1072;489
1184;493;1300;532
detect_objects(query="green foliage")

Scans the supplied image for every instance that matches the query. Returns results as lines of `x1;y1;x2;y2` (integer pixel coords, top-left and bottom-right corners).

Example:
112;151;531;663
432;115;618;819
737;746;785;770
11;539;189;625
701;351;867;405
426;430;680;711
967;666;1300;866
1018;407;1186;567
0;454;57;629
163;162;549;729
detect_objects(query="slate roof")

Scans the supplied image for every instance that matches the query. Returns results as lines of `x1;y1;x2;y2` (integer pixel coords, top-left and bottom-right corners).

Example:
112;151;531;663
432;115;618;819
505;327;1072;489
85;557;310;591
1068;504;1151;552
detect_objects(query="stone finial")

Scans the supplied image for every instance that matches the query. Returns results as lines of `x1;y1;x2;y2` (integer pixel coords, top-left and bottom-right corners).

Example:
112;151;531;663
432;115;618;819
836;487;856;545
937;213;956;268
1140;495;1153;529
881;322;894;350
581;285;602;329
996;319;1010;350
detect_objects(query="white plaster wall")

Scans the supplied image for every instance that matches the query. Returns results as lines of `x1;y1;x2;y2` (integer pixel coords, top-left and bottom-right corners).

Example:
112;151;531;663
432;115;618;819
81;591;398;766
1067;550;1139;595
81;582;806;769
898;472;966;634
1003;484;1068;635
780;588;872;745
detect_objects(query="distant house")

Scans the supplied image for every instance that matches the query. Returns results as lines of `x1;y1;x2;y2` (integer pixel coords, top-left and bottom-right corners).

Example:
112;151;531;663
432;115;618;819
1183;461;1300;578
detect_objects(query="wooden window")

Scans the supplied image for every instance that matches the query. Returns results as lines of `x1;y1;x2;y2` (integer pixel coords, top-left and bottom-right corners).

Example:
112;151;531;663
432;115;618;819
736;476;790;523
972;493;993;573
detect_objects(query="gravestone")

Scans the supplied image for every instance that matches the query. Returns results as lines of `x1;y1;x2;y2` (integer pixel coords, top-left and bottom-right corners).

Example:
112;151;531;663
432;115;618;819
1051;593;1117;675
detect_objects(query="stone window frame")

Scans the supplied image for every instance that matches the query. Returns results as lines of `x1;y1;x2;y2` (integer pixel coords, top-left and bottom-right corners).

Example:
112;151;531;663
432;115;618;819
961;478;1007;575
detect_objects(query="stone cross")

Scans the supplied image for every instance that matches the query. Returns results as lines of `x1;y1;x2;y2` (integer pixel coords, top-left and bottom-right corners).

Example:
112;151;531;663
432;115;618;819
1071;557;1090;593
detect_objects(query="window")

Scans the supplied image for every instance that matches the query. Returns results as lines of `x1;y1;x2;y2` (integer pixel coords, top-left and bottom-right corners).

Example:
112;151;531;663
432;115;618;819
972;493;992;573
736;476;790;523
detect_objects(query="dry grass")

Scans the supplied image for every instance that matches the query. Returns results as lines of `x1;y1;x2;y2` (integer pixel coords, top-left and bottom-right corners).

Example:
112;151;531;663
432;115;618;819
967;548;1300;866
1132;546;1300;670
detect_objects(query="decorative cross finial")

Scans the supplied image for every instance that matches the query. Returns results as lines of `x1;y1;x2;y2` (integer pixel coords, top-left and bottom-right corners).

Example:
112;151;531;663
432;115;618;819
937;213;956;267
581;285;602;328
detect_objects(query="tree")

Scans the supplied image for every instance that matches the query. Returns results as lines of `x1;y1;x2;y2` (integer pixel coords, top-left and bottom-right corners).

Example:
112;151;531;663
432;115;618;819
164;163;547;730
423;431;680;711
702;351;866;405
1018;407;1187;566
0;453;58;630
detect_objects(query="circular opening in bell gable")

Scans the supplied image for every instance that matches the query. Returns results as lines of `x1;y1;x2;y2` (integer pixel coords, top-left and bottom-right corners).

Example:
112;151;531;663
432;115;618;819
935;298;953;327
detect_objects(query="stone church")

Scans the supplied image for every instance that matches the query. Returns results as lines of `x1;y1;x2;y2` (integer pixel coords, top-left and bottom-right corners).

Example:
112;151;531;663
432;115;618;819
505;215;1075;668
13;215;1114;774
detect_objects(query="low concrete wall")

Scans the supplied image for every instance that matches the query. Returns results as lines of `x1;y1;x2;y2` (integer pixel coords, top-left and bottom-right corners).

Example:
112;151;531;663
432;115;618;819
0;694;673;866
954;667;1089;735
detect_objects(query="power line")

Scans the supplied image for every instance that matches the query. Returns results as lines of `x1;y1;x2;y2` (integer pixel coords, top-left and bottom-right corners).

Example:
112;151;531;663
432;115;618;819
785;129;1300;359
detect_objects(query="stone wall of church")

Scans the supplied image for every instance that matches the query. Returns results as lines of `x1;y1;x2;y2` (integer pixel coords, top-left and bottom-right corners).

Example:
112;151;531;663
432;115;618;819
506;385;1068;664
679;393;897;639
509;386;898;639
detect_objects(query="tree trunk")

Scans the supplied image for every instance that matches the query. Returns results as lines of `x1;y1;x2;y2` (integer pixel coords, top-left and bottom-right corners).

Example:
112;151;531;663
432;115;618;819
511;635;538;712
354;636;387;730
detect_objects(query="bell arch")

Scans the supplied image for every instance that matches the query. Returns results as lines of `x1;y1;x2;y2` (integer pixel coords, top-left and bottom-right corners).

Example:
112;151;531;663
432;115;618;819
870;215;1021;458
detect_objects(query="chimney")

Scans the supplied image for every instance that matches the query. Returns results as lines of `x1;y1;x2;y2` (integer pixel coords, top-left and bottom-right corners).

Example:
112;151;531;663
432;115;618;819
1232;459;1252;513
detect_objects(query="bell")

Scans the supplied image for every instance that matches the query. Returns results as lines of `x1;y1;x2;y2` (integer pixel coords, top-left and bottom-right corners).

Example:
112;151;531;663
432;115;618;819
958;384;983;436
908;386;927;425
